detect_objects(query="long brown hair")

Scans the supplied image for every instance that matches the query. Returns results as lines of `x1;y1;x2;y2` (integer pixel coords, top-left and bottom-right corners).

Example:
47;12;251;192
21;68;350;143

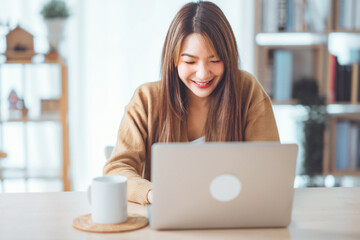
158;1;241;142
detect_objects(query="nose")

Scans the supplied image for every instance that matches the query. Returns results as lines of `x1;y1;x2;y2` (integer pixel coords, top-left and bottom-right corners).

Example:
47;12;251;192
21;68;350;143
196;62;211;80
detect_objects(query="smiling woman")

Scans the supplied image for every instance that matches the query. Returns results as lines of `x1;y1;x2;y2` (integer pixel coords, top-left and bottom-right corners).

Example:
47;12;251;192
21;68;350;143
103;1;279;206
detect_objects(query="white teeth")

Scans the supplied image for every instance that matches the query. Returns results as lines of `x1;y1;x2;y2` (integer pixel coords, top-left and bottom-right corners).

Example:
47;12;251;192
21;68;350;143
194;80;211;85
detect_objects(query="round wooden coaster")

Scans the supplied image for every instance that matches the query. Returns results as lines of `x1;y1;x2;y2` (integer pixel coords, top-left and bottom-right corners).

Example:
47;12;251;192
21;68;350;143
72;213;148;233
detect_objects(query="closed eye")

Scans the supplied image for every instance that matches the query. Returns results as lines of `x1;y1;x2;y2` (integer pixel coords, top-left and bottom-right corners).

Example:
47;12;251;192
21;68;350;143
211;60;221;63
185;62;195;64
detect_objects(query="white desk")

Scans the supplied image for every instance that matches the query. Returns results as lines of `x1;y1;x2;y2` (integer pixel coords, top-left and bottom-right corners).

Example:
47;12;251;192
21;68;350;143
0;187;359;240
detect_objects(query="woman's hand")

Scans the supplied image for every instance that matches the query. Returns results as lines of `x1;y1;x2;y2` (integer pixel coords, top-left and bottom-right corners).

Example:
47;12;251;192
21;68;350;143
147;189;153;203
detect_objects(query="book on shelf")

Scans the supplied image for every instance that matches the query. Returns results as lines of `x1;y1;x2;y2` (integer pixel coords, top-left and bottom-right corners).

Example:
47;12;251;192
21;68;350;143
293;0;306;32
266;51;275;98
328;54;337;102
355;0;360;30
273;50;293;101
286;0;294;31
329;54;359;103
278;0;288;31
336;120;360;170
358;64;360;102
344;65;352;101
338;0;360;30
262;0;278;32
349;124;359;170
357;127;360;169
339;0;352;30
336;120;350;170
260;0;329;32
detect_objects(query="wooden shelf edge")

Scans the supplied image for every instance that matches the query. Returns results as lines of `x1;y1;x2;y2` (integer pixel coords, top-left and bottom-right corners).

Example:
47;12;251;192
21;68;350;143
0;55;66;65
325;171;360;177
331;30;360;34
0;116;61;123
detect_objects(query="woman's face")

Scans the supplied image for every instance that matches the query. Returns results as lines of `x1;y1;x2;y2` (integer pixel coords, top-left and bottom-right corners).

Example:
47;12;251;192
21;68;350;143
177;33;224;101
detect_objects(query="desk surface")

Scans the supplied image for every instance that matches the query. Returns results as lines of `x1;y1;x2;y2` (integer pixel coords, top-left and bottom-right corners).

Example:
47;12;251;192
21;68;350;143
0;187;359;240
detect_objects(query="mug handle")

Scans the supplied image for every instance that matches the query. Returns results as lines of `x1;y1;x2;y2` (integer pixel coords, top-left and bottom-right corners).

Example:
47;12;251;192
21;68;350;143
87;185;92;205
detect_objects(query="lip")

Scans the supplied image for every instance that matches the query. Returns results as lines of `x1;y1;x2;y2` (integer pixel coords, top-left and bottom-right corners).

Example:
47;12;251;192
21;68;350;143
191;79;214;88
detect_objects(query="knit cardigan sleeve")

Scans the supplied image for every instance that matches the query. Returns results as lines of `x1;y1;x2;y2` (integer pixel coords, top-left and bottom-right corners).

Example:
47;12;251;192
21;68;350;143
103;86;152;205
239;71;280;142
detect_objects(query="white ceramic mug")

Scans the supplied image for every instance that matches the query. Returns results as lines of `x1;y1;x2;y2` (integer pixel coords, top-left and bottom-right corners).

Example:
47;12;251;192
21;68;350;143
87;175;128;224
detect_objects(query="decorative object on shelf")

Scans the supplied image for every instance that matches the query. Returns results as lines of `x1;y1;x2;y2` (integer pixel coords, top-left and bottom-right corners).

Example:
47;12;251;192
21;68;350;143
21;100;29;118
0;151;7;159
292;78;328;183
41;98;60;116
40;0;70;58
45;50;59;60
8;90;20;110
8;89;28;119
5;25;36;60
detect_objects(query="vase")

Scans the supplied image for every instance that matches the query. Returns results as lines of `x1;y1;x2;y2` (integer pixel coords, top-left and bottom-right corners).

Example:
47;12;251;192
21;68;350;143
302;121;325;176
45;18;66;52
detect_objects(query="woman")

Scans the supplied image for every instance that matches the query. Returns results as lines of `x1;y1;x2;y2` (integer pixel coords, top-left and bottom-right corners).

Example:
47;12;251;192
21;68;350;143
104;1;279;205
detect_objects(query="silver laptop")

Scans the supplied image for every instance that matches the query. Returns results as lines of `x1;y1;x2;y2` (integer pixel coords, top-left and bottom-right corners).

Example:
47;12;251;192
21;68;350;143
150;142;298;230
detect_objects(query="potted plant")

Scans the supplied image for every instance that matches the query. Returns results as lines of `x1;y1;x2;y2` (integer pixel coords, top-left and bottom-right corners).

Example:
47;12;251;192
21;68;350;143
40;0;70;54
292;78;328;186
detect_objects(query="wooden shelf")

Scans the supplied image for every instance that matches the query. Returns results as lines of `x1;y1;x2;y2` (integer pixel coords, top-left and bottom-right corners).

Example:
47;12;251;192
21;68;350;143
272;100;298;105
256;33;328;46
0;167;61;179
0;60;70;191
325;171;360;177
1;115;61;123
0;54;66;65
331;30;360;34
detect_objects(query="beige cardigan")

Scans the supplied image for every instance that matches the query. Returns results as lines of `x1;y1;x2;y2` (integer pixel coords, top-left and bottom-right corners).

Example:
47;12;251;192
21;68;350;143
104;70;280;205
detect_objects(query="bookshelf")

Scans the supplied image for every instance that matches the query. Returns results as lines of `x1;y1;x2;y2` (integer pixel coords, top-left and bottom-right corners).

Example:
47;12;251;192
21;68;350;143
254;0;360;177
0;58;70;191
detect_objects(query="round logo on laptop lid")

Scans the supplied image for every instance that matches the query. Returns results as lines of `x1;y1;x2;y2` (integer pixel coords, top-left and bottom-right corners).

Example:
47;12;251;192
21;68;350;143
210;174;241;202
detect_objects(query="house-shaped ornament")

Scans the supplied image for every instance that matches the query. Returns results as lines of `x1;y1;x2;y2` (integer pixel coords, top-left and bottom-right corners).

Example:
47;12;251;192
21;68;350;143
5;25;36;60
8;89;28;119
8;89;20;110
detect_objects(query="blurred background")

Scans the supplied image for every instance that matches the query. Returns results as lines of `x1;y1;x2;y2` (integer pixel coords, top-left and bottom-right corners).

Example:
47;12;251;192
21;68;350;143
0;0;360;193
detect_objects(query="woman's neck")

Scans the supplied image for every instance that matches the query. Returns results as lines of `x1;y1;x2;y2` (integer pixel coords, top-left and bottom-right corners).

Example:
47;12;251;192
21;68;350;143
186;91;209;141
187;91;209;110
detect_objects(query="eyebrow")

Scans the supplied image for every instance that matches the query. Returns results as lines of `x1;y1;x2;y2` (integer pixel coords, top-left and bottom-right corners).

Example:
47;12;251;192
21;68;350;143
180;53;216;59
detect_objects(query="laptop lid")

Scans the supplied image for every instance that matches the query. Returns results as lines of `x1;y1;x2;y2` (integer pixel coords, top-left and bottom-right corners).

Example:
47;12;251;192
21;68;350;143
150;142;298;230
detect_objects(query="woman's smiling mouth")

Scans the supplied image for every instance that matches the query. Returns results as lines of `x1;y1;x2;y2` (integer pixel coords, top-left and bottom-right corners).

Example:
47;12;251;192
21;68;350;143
191;79;214;88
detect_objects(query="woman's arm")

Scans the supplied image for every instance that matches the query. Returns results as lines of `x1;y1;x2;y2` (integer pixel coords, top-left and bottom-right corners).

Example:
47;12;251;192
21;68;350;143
240;71;280;142
103;87;153;205
244;96;280;141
